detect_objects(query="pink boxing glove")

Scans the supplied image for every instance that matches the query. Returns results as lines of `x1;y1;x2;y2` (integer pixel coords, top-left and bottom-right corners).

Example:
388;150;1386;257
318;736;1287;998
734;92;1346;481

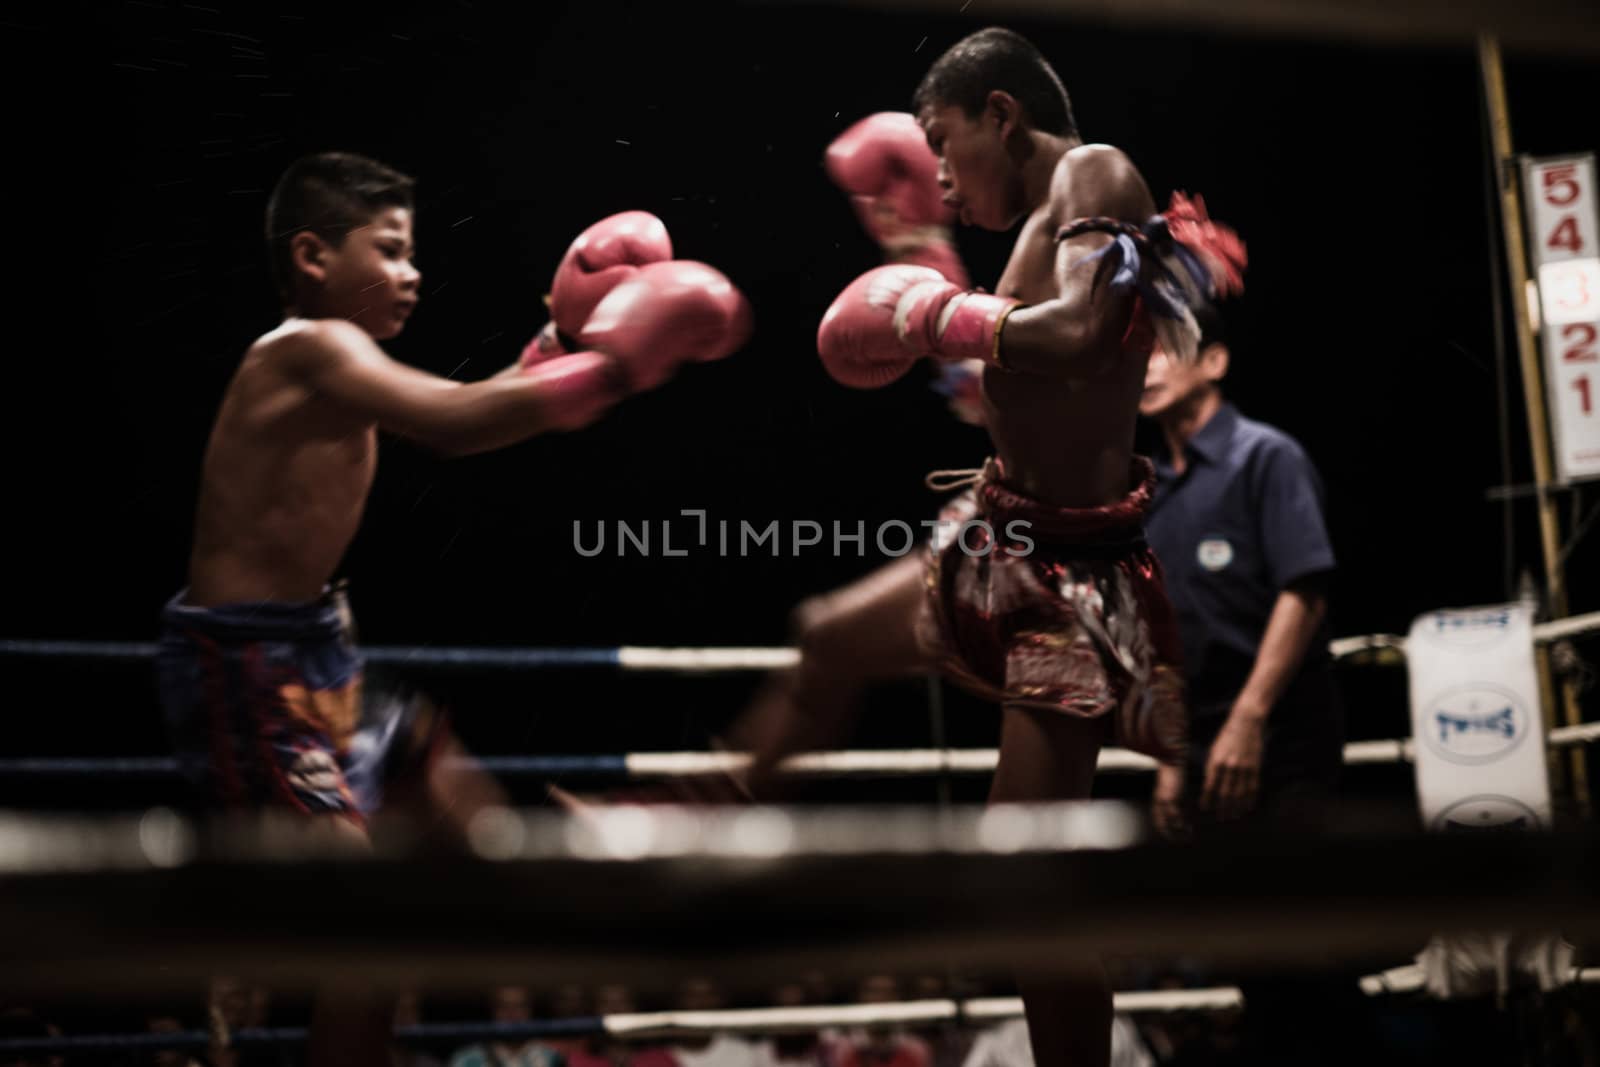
522;211;674;370
826;113;951;246
550;211;674;336
575;260;751;392
817;264;1018;389
825;112;969;287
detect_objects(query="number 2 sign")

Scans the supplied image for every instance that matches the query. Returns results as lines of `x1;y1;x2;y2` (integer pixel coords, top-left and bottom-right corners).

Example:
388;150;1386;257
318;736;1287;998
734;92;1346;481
1523;154;1600;482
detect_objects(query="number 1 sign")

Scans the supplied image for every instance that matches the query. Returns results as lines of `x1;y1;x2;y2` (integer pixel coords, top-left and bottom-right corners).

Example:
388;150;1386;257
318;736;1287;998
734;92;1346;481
1522;153;1600;483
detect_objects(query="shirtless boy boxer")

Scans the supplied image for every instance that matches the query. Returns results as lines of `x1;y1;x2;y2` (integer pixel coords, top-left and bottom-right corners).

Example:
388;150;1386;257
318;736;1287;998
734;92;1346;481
158;152;749;839
730;29;1245;1066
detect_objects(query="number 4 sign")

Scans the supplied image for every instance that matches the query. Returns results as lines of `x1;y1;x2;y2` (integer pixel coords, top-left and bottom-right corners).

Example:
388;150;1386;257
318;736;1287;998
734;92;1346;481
1523;154;1600;482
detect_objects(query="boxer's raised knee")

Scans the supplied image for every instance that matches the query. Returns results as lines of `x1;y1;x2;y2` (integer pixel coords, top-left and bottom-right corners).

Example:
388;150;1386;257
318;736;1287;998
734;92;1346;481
790;593;868;686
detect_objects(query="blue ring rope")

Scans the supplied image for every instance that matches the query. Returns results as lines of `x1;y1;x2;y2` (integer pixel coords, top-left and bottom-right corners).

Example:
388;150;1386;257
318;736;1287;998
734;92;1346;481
0;640;622;669
0;755;632;778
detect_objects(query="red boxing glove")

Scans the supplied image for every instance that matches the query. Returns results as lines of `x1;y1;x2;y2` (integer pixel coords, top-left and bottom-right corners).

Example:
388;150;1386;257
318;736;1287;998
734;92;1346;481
524;211;675;374
817;265;1018;389
825;113;969;287
575;260;751;392
550;211;674;336
826;113;951;247
523;211;674;370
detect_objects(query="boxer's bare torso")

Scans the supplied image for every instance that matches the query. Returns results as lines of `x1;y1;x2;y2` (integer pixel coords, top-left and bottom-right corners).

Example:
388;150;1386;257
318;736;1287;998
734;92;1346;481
982;144;1156;508
186;321;376;607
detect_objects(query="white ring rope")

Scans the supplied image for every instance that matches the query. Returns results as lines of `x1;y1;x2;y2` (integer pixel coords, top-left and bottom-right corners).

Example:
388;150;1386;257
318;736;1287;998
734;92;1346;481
7;724;1592;782
618;722;1600;780
616;647;802;671
1359;964;1600;996
1329;609;1600;660
4;724;1594;783
601;989;1242;1036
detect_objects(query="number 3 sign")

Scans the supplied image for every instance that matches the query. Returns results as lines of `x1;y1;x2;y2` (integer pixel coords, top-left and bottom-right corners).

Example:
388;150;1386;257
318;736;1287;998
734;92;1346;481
1523;154;1600;482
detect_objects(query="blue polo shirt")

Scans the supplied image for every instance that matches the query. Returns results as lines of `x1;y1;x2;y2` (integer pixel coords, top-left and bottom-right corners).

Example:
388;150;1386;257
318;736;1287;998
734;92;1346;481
1146;402;1336;709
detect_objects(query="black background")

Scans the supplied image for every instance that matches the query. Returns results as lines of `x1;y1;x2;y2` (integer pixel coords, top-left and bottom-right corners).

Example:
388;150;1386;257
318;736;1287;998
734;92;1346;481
4;1;1599;814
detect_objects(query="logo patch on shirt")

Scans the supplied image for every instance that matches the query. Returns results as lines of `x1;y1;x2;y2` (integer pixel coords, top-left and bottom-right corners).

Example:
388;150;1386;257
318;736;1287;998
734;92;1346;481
1197;538;1233;571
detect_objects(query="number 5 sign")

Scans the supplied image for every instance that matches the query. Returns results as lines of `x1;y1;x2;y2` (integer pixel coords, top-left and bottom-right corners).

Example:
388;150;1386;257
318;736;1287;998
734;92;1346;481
1523;153;1600;483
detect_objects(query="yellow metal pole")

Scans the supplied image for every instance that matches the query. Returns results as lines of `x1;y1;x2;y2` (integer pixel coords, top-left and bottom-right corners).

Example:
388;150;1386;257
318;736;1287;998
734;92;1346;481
1477;34;1589;816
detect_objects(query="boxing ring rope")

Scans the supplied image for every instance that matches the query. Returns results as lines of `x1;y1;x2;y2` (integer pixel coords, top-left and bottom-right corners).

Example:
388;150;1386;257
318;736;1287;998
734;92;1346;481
0;640;801;672
2;608;1598;672
3;620;1587;780
0;989;1242;1056
1;614;1594;781
15;968;1600;1054
1359;964;1600;996
0;804;1597;992
2;621;1593;781
4;722;1596;782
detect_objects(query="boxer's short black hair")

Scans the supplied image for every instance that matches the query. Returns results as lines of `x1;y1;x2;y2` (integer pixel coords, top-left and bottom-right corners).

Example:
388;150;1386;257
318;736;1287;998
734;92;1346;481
914;28;1077;138
1194;300;1227;352
266;151;415;299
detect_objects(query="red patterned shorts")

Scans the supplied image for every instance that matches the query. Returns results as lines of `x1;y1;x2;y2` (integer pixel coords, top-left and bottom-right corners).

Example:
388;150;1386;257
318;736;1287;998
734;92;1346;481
916;458;1187;763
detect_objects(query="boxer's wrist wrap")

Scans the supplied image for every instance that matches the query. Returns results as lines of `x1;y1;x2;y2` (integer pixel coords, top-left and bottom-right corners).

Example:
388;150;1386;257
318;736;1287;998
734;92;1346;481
936;291;1021;369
